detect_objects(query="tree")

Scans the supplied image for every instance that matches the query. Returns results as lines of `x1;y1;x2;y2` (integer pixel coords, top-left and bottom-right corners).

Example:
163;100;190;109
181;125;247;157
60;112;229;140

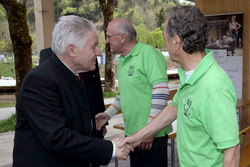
149;27;165;49
54;0;102;23
135;23;150;44
0;0;32;98
99;0;116;92
0;5;12;53
156;7;165;28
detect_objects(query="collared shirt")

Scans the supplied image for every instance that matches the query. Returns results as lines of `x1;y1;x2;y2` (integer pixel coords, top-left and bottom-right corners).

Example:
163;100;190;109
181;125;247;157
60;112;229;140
172;49;239;167
117;42;172;137
57;57;76;75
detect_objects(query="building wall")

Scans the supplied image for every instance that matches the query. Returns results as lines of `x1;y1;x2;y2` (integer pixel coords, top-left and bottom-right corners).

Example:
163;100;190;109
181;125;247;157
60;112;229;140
196;0;250;129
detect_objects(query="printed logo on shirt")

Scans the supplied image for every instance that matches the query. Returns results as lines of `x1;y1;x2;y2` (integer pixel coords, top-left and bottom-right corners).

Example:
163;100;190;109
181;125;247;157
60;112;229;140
184;99;192;117
128;65;135;76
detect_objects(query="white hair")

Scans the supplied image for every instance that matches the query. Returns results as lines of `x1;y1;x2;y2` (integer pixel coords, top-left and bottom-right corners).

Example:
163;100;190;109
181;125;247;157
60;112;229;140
51;15;96;55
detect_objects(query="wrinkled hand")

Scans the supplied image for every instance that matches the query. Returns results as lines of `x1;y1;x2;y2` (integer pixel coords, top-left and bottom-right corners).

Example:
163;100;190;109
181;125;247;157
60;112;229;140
138;135;154;150
118;133;142;149
95;113;109;130
112;137;134;160
102;126;107;136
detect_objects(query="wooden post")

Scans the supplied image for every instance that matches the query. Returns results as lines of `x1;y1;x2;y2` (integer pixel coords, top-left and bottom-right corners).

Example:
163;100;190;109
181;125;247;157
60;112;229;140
34;0;55;54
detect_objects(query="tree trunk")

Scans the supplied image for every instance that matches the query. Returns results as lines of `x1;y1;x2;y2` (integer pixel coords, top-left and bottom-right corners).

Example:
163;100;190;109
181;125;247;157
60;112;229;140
99;0;116;92
0;0;32;99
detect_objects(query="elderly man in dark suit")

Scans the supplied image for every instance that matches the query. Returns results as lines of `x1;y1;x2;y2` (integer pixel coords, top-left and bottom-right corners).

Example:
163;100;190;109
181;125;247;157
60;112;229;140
13;15;132;167
39;47;106;140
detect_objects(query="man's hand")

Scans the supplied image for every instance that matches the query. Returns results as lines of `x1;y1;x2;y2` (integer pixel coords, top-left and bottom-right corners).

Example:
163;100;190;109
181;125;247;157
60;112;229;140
119;133;143;149
138;135;154;150
102;126;107;136
112;137;134;160
95;113;110;130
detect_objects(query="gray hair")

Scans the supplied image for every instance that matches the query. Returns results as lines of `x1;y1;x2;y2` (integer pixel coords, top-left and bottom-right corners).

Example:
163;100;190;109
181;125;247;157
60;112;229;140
115;19;137;41
51;15;96;55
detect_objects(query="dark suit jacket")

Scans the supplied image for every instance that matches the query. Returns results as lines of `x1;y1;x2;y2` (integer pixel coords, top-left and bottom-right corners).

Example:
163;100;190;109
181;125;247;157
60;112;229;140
13;54;113;167
39;48;52;65
39;48;106;139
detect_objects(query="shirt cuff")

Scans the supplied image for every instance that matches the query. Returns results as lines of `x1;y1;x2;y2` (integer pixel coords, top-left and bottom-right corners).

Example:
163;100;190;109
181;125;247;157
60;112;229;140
111;141;116;158
105;106;119;118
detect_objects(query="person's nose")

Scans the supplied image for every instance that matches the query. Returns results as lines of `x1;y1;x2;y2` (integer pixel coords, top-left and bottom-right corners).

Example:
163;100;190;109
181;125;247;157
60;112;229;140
96;47;102;57
106;37;110;44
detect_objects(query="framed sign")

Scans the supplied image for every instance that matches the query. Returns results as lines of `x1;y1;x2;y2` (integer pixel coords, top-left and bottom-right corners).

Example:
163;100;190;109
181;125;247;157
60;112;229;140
205;13;243;98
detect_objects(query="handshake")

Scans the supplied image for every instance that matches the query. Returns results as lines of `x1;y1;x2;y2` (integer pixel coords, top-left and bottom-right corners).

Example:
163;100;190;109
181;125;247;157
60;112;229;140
111;137;133;160
111;135;143;160
96;112;148;160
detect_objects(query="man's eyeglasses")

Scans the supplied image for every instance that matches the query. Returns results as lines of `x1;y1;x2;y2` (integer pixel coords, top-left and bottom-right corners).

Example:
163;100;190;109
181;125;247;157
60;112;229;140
106;33;121;40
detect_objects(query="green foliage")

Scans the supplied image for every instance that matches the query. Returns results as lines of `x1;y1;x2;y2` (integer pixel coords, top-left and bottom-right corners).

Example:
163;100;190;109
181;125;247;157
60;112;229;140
144;11;156;31
173;0;181;5
62;7;77;15
166;1;177;10
0;0;182;59
182;1;195;5
0;40;5;51
113;9;123;19
27;6;35;26
154;0;159;6
54;0;101;23
156;7;166;28
126;9;135;22
78;6;86;15
0;4;6;21
135;24;150;44
103;91;118;98
32;56;39;65
0;114;16;133
0;5;12;53
148;0;154;6
132;6;144;25
149;27;165;49
30;32;37;53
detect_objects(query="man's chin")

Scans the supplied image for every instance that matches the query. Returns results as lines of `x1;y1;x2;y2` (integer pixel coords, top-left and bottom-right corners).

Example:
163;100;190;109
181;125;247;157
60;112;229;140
90;66;96;71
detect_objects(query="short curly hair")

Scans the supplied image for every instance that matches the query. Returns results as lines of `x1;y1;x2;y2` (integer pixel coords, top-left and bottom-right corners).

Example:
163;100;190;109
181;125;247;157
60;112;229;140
166;5;210;54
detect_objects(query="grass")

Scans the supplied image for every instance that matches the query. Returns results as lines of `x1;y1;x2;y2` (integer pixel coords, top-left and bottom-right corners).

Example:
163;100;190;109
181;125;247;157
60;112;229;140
0;114;16;133
0;102;15;108
0;62;15;78
0;57;39;78
103;91;118;98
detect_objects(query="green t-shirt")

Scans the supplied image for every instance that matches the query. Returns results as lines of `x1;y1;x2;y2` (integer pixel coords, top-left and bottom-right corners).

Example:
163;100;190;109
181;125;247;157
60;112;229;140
172;49;239;167
117;42;172;137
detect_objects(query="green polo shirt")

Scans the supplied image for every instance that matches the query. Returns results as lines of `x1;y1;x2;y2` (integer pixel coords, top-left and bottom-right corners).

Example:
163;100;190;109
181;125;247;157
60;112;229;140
117;42;172;137
172;49;239;167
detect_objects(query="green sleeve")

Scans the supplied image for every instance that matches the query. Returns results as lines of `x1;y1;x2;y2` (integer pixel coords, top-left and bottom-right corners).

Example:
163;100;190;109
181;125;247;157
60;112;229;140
142;46;168;86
